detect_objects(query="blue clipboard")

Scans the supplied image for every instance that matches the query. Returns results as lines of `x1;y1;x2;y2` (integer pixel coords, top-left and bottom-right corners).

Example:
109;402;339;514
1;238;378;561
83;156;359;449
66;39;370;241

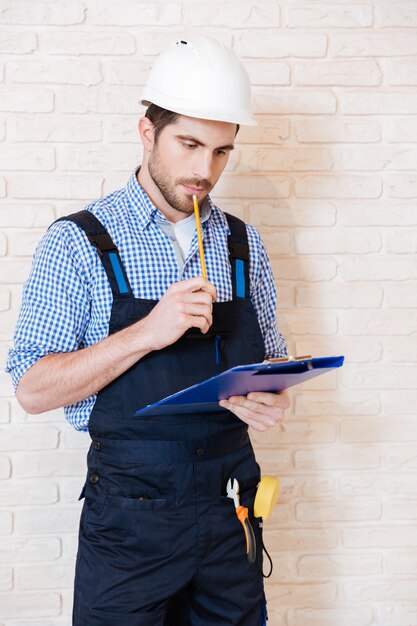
134;355;344;417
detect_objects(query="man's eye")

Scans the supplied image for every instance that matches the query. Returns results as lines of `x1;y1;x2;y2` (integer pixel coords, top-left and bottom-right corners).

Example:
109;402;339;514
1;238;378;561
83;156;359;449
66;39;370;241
184;142;196;149
216;150;226;156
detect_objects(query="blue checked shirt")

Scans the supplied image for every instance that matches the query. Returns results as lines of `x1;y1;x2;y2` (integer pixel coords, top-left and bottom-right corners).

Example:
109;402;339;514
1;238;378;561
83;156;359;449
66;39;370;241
7;171;287;430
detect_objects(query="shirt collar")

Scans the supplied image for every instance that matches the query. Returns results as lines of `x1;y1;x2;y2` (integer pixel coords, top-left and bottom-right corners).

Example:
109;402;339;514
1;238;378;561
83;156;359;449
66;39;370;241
124;169;163;230
124;168;215;230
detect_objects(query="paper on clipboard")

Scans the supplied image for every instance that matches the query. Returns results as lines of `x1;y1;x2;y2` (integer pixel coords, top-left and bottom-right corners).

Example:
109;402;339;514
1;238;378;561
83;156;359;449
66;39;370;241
134;355;344;417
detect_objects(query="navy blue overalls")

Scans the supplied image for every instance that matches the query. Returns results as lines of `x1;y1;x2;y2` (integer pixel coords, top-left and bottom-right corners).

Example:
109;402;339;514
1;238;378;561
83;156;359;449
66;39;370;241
62;210;268;625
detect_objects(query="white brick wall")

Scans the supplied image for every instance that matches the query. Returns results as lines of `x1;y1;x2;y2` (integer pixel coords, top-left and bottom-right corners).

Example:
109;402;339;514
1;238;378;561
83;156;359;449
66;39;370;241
1;1;417;624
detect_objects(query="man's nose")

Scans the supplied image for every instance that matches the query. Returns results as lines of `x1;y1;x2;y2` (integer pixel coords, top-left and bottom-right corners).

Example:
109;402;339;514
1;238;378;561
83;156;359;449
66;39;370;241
193;152;213;181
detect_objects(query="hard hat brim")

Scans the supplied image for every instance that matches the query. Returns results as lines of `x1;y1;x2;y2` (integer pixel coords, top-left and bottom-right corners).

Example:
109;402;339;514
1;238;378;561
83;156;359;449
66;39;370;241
141;96;257;126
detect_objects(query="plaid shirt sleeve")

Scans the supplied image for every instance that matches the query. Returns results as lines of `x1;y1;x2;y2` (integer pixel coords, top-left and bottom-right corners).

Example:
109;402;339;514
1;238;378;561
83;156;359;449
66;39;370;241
246;225;288;360
6;221;92;390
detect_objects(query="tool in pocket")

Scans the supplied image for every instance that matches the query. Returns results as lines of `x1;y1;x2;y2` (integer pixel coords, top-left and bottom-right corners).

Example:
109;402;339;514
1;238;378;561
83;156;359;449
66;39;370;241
226;477;256;564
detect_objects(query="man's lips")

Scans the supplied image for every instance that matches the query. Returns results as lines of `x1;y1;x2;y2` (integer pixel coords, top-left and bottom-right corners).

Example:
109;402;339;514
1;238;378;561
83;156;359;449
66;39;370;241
182;184;209;196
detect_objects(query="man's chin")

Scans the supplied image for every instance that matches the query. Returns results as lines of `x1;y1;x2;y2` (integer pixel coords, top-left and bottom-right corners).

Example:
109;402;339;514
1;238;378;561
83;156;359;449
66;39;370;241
174;188;209;213
173;199;194;215
179;194;198;212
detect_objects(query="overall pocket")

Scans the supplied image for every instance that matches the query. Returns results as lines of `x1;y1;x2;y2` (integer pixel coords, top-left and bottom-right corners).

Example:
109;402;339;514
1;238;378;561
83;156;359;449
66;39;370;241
104;490;175;511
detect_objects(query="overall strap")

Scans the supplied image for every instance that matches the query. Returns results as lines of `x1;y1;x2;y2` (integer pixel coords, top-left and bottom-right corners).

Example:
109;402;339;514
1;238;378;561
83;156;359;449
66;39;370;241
54;209;249;300
54;210;133;298
224;212;250;299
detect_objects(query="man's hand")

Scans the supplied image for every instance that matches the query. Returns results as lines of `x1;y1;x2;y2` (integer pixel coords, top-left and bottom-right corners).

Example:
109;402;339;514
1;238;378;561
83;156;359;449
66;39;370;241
219;389;290;432
16;276;216;414
141;276;217;351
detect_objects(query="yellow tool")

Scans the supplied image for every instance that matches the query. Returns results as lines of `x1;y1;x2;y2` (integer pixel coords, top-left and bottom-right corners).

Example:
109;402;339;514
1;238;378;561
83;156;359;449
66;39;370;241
254;475;280;520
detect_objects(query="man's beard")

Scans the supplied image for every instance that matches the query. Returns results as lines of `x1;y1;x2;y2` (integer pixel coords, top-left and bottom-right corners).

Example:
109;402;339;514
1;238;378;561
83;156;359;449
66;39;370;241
148;149;212;215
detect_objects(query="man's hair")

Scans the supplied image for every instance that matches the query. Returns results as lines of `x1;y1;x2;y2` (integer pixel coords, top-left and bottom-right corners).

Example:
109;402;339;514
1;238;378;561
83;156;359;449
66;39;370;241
144;103;240;141
145;104;179;142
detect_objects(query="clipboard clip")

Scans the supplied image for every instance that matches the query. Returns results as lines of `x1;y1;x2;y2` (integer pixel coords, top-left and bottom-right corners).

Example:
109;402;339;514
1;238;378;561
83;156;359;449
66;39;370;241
265;355;312;364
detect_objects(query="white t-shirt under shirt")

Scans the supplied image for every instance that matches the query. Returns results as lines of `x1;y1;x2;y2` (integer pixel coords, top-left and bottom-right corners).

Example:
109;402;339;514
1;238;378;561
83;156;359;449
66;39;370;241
171;213;196;258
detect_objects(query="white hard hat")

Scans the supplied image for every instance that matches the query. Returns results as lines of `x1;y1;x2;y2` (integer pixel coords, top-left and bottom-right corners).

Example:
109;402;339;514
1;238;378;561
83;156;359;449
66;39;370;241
141;36;256;126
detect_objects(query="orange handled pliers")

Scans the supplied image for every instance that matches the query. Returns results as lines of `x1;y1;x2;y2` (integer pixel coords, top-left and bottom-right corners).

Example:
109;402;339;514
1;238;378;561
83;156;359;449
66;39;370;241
227;477;256;564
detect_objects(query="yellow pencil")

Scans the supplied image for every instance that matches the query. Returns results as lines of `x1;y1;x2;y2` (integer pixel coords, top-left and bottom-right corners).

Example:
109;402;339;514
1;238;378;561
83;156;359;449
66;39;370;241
193;194;207;279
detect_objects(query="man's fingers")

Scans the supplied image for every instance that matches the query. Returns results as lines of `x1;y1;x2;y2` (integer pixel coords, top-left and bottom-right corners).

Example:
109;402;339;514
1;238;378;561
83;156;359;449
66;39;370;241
195;279;217;301
171;277;216;301
219;392;288;432
224;395;285;418
188;315;211;334
179;297;214;331
247;390;290;410
182;303;213;319
180;291;214;307
219;400;275;432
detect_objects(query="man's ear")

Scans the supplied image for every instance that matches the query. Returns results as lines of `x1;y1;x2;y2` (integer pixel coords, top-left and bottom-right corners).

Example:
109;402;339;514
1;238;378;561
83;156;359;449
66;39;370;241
138;116;155;152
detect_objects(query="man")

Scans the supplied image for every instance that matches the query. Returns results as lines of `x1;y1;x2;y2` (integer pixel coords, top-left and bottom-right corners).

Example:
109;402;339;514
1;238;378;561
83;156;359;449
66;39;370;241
7;37;289;625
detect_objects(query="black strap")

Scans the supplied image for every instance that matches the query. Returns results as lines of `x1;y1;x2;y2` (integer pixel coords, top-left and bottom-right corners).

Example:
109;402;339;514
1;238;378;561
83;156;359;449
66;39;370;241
54;211;133;298
54;209;250;301
224;212;250;299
